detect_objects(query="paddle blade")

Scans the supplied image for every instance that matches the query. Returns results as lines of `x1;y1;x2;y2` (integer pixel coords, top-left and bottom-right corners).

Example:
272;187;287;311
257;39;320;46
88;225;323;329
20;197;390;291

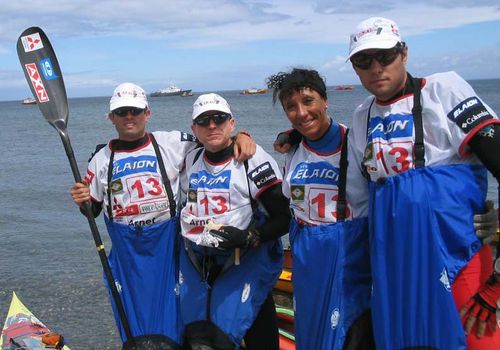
17;27;68;130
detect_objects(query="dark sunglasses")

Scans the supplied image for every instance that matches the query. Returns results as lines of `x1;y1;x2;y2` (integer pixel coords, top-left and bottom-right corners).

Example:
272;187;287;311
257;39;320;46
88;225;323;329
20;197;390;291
194;113;231;127
350;42;405;70
112;107;146;117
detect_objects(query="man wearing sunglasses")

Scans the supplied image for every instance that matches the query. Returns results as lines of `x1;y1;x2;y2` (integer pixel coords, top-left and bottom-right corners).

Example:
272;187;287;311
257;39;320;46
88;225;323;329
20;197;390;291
178;93;290;349
69;84;255;349
347;17;500;350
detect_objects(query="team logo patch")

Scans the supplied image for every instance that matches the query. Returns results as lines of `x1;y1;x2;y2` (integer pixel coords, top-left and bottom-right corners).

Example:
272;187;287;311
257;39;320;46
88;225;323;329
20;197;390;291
187;189;197;202
115;280;122;293
110;179;123;193
190;170;231;189
478;125;495;138
363;142;374;162
330;308;340;329
140;201;168;214
181;132;197;142
440;267;451;292
112;155;157;180
241;283;251;303
39;57;59;80
448;97;493;133
290;185;305;201
84;169;95;184
291;161;339;185
115;204;140;217
21;32;43;52
248;162;277;189
24;63;49;103
367;114;413;142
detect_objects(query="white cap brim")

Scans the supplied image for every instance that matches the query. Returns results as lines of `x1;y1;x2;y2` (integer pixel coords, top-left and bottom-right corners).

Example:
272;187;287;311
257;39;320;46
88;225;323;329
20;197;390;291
192;106;231;120
347;37;400;61
110;98;148;111
192;93;232;120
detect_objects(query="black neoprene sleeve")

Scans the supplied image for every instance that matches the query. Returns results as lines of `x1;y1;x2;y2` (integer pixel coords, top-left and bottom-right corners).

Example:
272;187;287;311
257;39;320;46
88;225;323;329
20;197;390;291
288;128;303;145
468;123;500;182
254;184;291;243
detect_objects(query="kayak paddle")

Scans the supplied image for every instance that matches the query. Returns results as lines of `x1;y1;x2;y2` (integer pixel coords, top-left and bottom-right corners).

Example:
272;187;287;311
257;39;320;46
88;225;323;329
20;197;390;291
16;27;136;348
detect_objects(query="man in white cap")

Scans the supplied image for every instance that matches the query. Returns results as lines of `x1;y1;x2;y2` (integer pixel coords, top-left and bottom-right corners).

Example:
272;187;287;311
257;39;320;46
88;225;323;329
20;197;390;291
178;93;290;349
347;17;500;350
70;84;255;349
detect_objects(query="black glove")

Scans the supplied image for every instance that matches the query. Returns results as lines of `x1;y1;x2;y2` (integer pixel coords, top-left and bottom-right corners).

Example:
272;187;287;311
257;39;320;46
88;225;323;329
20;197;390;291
209;226;259;250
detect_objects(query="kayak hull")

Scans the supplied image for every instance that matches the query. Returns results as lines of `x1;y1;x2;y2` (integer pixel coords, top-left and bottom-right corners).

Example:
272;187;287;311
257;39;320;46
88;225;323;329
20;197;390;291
1;292;70;350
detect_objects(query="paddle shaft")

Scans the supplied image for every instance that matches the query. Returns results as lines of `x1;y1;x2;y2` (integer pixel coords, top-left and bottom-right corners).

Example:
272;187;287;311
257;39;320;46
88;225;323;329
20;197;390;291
17;27;136;348
58;128;136;346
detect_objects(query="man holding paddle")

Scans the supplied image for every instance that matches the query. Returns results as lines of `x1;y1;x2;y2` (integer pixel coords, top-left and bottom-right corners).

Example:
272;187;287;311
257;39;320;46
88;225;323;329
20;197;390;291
70;83;255;349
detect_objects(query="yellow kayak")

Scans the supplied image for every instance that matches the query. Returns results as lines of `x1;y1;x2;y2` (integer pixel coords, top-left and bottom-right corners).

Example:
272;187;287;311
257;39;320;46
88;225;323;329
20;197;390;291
1;292;70;349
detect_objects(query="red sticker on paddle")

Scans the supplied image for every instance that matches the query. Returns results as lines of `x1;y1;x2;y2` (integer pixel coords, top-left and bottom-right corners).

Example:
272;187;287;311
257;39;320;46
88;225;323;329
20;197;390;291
24;63;49;103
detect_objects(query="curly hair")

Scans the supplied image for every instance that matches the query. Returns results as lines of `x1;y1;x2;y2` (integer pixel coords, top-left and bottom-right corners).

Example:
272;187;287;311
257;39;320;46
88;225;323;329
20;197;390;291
266;68;327;105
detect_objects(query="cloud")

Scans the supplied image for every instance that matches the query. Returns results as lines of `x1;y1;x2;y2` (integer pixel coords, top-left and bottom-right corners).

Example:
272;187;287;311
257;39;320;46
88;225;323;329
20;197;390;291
1;1;500;101
408;45;500;79
2;1;500;49
0;1;287;41
314;0;500;14
0;68;30;87
0;44;9;55
322;56;347;70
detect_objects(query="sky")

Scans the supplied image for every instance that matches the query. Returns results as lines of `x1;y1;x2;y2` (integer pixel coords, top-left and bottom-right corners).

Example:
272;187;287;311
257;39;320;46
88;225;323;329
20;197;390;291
1;0;500;102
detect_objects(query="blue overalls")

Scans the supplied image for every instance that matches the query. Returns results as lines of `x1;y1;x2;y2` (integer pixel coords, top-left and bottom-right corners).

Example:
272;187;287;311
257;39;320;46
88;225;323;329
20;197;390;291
178;157;283;349
367;79;487;350
179;239;283;349
104;134;182;348
289;129;372;350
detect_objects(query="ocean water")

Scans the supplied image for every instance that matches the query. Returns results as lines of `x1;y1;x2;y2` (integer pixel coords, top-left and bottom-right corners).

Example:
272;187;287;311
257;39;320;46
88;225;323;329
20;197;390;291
0;79;499;349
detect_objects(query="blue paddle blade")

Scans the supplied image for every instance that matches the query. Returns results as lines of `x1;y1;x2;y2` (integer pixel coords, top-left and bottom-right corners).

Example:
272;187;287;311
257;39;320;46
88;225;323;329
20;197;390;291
16;27;68;130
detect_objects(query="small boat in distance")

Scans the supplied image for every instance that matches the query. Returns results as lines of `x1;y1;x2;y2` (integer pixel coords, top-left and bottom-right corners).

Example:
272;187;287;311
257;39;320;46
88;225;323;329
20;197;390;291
241;88;267;95
21;97;37;105
150;85;192;97
335;85;354;91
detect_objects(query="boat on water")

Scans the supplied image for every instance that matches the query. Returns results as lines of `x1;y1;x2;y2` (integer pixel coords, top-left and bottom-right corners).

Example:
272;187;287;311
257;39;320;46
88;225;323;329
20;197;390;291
1;292;70;349
21;97;37;105
335;85;354;91
240;88;267;95
150;85;192;97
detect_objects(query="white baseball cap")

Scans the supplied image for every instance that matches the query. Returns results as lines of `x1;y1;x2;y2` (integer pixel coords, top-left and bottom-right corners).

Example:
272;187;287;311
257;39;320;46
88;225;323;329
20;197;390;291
192;93;232;120
347;17;402;60
109;82;148;111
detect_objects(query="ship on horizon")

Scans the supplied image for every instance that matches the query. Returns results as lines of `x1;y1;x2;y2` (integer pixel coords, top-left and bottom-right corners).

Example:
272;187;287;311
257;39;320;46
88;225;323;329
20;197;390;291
240;88;267;95
21;97;36;105
150;85;192;97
